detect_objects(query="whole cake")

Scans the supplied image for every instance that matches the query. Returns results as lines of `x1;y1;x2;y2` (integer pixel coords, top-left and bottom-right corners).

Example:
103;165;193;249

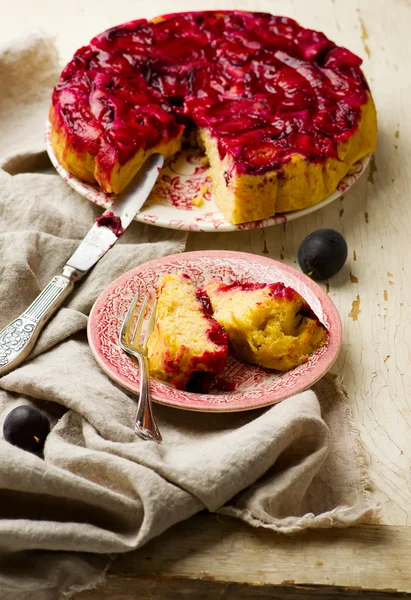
147;273;229;391
205;279;327;370
50;11;377;224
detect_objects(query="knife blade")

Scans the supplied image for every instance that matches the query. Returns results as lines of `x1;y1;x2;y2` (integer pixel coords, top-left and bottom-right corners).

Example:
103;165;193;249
0;153;164;375
67;153;164;275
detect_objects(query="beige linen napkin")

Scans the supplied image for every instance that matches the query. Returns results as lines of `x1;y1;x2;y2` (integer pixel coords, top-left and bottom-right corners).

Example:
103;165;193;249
0;34;377;600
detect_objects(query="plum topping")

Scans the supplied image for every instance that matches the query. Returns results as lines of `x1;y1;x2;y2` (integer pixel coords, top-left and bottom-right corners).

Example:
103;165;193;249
52;11;369;177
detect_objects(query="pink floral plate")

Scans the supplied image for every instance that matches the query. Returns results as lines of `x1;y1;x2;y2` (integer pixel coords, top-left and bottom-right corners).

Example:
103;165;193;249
45;121;370;233
87;251;342;412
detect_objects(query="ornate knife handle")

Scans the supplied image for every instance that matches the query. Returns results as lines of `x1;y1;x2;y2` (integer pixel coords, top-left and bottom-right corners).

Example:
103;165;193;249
0;274;75;376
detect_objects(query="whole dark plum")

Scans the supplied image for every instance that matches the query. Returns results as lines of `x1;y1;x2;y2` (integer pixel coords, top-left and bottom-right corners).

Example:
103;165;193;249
3;405;50;454
298;229;348;280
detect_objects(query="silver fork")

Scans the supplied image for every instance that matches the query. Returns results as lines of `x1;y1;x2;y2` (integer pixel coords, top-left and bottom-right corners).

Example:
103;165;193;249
119;292;161;443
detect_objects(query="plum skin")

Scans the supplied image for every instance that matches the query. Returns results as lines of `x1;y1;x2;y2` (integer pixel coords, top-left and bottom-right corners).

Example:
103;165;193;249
298;229;348;280
3;405;50;454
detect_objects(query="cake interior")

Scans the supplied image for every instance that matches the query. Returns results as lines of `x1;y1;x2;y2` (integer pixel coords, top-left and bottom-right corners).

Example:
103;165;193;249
147;273;229;391
205;279;327;371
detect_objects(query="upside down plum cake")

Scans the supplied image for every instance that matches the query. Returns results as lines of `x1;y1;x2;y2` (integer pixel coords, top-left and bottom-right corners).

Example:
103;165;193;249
50;11;377;224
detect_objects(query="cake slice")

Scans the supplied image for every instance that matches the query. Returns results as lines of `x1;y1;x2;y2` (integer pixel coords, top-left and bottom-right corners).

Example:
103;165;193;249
204;279;327;371
147;273;228;391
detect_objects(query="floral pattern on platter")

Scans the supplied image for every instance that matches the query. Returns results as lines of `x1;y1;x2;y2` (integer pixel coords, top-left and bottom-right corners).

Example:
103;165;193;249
87;251;342;413
45;121;370;233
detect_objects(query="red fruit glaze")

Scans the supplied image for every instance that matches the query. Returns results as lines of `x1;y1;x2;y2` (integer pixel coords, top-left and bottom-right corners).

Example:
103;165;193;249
196;289;214;315
52;11;369;180
213;279;299;301
175;347;227;388
167;346;228;391
195;287;229;346
158;278;229;392
196;289;229;347
207;321;229;346
95;211;124;236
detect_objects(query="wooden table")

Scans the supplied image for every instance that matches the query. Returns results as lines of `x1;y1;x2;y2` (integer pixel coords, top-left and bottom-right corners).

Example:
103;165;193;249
1;0;410;596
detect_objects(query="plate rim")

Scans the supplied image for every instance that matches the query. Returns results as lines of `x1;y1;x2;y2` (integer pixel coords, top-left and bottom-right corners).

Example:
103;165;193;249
87;250;342;413
45;120;370;233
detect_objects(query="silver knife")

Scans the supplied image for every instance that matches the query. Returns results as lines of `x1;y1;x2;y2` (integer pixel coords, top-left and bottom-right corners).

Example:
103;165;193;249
0;153;164;376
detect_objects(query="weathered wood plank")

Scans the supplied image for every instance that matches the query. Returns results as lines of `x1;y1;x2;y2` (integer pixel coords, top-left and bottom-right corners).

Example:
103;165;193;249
1;1;410;598
78;577;407;600
76;514;411;597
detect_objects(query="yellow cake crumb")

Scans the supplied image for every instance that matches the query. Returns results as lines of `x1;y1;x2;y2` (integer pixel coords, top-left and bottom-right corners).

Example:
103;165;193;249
191;184;209;207
205;279;327;371
147;273;228;389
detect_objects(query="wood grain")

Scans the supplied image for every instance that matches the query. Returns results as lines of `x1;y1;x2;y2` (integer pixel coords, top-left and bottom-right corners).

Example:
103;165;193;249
77;578;406;600
76;513;411;598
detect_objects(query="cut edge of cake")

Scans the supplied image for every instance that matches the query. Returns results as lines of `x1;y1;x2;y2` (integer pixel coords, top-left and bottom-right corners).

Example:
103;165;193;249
204;278;328;371
197;92;377;224
50;90;376;221
146;273;229;392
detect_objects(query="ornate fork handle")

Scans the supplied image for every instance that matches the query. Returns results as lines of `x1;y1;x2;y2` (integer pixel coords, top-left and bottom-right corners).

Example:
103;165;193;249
0;273;76;376
134;353;162;443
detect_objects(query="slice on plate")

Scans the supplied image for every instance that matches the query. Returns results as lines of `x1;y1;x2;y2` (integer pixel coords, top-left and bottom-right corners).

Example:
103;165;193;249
204;279;327;371
147;273;229;391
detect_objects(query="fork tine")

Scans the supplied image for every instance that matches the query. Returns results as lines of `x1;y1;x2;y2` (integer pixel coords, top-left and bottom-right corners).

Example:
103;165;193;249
131;294;148;347
120;291;140;345
142;299;157;352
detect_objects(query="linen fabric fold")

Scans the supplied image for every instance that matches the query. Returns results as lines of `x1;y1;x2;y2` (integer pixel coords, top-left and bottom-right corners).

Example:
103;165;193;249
0;34;376;600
